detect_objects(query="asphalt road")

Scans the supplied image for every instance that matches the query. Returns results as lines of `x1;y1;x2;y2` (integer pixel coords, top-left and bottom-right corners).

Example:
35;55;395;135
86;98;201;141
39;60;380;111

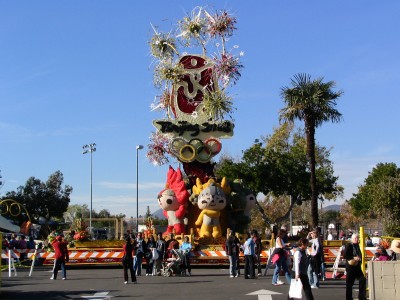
0;266;359;300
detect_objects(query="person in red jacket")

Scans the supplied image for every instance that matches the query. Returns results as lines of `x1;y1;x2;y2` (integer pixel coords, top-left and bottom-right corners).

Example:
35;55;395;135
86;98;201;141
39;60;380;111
50;235;69;280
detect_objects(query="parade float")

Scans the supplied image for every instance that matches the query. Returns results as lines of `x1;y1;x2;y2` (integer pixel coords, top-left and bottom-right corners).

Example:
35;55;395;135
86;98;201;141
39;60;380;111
145;6;249;260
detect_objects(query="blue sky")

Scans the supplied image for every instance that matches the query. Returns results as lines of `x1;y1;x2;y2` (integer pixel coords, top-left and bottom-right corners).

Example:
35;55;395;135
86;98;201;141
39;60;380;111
1;1;399;219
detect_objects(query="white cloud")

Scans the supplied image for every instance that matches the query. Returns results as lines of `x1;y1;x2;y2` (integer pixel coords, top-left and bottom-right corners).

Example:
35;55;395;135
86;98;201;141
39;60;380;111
99;181;164;190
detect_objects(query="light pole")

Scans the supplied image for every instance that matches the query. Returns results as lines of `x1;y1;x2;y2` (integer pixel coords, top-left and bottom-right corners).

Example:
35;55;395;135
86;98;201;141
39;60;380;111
136;145;144;233
82;143;96;234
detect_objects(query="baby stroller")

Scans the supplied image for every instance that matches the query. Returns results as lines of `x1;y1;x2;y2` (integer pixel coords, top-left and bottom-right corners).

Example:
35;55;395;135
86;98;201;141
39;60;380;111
161;249;187;277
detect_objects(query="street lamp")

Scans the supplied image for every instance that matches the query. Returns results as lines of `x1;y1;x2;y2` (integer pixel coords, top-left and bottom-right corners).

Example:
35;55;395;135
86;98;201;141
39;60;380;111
82;143;96;234
136;144;144;233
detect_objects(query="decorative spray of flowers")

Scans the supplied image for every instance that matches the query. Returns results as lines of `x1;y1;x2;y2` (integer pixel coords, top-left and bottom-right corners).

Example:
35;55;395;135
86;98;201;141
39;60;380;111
146;132;171;166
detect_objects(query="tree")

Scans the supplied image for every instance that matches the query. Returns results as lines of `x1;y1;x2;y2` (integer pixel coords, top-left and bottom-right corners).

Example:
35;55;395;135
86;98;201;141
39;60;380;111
350;163;400;217
215;123;343;227
279;73;343;227
350;163;400;235
2;171;72;222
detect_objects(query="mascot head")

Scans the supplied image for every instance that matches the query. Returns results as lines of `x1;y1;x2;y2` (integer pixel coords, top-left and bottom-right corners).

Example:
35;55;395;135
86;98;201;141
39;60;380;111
197;182;227;211
158;189;180;211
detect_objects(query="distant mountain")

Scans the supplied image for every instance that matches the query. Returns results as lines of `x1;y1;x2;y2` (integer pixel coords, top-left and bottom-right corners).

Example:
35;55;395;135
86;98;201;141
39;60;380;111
152;208;166;219
322;204;341;212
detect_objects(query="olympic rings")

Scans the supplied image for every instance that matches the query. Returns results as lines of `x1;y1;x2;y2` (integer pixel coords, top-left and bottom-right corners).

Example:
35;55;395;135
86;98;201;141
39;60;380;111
179;144;196;162
170;137;222;163
170;137;186;156
205;138;222;155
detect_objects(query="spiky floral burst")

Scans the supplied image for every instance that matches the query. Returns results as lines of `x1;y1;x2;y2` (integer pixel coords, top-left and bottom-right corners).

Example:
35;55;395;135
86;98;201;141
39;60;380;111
206;10;237;39
177;6;208;47
150;31;178;60
213;53;243;87
202;89;235;121
146;132;171;166
150;89;172;113
153;61;185;88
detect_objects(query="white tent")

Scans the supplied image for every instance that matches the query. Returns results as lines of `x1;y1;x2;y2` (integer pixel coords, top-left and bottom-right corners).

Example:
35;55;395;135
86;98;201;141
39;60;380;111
0;214;20;232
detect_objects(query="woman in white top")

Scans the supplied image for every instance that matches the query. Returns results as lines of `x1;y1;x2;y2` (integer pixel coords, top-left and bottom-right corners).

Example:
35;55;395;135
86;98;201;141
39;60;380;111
271;229;292;285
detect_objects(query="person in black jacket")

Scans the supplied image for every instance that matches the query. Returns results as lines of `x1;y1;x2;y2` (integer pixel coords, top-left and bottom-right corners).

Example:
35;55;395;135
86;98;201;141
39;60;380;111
343;233;366;300
226;230;241;277
253;230;262;276
122;237;137;284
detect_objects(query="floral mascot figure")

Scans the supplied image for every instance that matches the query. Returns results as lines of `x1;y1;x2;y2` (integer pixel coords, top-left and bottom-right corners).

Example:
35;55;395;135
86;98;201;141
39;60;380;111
157;166;190;235
229;179;256;234
193;178;230;238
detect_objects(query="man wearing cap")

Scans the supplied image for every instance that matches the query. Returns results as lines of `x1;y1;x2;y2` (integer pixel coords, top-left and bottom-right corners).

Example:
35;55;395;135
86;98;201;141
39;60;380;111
50;235;69;280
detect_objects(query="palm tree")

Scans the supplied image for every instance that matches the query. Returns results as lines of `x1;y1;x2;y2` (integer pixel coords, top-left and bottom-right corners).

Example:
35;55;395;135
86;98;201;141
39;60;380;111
279;73;343;227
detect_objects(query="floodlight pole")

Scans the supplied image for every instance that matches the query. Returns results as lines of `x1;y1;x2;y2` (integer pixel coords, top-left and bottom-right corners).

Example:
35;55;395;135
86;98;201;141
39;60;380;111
82;143;96;234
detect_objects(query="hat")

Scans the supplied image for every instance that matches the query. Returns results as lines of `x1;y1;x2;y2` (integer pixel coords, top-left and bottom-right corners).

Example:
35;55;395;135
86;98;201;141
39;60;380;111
390;239;400;254
374;231;379;236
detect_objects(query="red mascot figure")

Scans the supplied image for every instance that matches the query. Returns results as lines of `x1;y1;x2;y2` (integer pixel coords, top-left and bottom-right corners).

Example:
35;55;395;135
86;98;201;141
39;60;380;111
157;166;189;235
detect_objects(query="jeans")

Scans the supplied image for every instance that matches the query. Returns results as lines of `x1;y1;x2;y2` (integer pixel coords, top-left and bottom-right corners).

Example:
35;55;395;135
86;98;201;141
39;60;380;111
307;263;319;287
229;255;238;276
134;255;143;275
52;258;66;279
244;255;255;278
272;253;291;284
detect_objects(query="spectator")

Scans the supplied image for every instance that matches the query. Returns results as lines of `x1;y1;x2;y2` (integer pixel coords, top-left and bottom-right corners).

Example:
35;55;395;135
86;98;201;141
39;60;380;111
327;231;333;241
26;236;36;249
371;232;381;246
243;231;255;279
292;238;314;300
19;235;27;261
155;232;166;275
165;233;179;258
271;229;292;286
122;237;137;284
145;235;157;276
226;230;240;278
50;235;69;280
179;236;193;276
365;235;373;247
134;232;146;276
389;239;400;260
343;233;366;300
253;230;262;276
373;246;389;261
307;230;321;288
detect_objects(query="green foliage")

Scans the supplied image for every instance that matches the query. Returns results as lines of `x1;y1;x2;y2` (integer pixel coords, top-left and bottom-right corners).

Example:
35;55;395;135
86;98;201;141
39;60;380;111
2;171;72;223
350;163;400;216
215;124;343;226
350;163;400;236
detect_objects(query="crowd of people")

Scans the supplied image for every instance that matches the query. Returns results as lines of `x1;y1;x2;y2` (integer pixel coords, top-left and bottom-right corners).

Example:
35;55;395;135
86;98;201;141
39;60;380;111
3;226;400;300
120;231;193;284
